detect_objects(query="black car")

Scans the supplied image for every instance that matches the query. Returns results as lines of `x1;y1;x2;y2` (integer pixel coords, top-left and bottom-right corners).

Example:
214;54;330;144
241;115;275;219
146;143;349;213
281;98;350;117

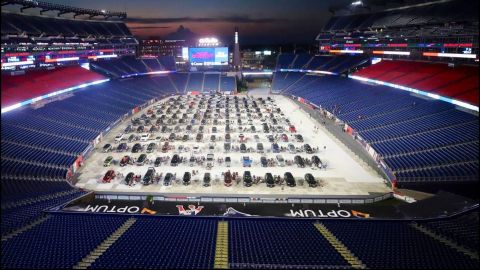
146;142;157;153
171;154;180;166
312;155;322;167
137;125;145;133
257;143;264;153
294;155;305;168
304;173;317;187
212;127;217;133
154;157;162;167
203;173;212;187
161;126;168;133
243;171;253;187
182;134;189;142
164;173;173;186
143;167;156;185
169;133;176;141
304;144;313;154
210;135;216;142
224;143;231;152
196;133;203;142
265;173;274;188
102;143;112;152
240;143;247;153
225;125;230;132
116;143;129;152
128;134;136;142
124;125;133;133
136;154;147;166
284;172;296;187
225;133;231;142
267;135;274;143
183;172;191;185
250;126;256;132
125;172;135;185
132;143;143;153
260;156;268;167
295;134;304;143
132;118;141;126
149;126;158;133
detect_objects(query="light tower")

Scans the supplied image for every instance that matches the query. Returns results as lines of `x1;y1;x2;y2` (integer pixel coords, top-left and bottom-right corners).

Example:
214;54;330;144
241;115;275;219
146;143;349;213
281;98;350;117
233;27;241;70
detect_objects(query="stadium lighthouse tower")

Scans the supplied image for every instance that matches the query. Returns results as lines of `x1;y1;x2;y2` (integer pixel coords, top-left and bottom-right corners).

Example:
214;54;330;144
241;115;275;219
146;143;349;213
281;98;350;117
233;27;241;70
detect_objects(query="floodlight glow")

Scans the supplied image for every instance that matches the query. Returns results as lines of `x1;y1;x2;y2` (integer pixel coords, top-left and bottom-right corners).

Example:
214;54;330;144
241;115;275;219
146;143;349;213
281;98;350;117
242;71;273;75
45;57;79;63
329;49;364;54
87;54;117;60
423;52;477;59
373;51;410;55
351;1;362;5
1;60;34;67
349;75;478;112
1;79;110;114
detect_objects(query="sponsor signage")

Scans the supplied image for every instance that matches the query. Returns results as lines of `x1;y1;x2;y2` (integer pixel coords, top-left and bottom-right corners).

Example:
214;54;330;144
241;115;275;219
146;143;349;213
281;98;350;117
63;200;374;219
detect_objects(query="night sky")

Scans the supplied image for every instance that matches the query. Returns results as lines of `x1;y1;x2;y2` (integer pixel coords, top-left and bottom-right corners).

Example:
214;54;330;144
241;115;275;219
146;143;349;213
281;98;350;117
2;0;354;45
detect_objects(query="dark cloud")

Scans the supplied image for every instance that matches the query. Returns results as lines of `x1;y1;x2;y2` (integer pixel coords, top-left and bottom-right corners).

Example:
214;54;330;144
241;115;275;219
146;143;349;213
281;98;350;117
125;16;288;24
128;26;172;29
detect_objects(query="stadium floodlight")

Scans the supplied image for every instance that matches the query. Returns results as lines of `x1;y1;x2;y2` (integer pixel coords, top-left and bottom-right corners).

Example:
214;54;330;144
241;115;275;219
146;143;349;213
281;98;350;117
351;1;362;6
198;37;219;46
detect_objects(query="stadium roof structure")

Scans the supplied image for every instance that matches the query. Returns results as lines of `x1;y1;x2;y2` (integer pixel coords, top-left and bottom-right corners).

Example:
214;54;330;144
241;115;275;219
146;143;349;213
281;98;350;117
1;0;126;20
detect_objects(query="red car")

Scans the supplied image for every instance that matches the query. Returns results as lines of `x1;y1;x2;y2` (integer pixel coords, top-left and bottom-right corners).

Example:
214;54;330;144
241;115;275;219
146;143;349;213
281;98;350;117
281;133;289;142
224;171;233;187
102;170;116;183
289;125;297;133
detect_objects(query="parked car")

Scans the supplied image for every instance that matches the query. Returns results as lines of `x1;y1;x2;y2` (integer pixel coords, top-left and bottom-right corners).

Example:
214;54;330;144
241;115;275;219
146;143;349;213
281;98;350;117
154;157;162;167
127;134;136;142
284;172;296;187
288;144;296;154
171;154;180;166
137;125;145;133
295;134;303;142
116;143;129;152
124;172;135;185
146;142;157;153
265;173;275;188
260;156;268;167
281;134;288;142
240;143;247;153
203;173;211;187
276;155;285;167
169;133;176;141
225;133;231;142
305;173;317;187
161;142;169;153
142;167;156;185
103;156;114;167
304;144;313;154
132;143;143;153
256;143;264;153
224;171;233;186
120;155;132;167
312;155;322;167
182;134;189;142
225;157;231;167
183;172;191;186
294;155;305;168
115;133;124;142
271;143;280;153
124;125;133;133
196;133;203;142
102;170;116;183
140;133;150;141
102;143;112;152
136;154;147;166
243;171;253;187
164;173;174;186
242;156;252;167
210;135;216;142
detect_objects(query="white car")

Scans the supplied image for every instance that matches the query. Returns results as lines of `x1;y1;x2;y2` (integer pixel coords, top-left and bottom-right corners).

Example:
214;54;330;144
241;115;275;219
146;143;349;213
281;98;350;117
276;155;285;167
114;133;124;142
140;133;151;141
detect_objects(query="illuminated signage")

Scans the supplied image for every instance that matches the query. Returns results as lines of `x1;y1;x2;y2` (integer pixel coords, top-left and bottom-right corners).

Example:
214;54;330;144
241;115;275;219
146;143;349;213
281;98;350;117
423;52;477;59
372;51;410;55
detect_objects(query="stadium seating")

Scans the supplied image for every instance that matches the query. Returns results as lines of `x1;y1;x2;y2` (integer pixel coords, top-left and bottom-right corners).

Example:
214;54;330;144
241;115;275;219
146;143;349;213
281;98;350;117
186;72;204;92
279;73;479;185
90;217;217;269
275;54;369;74
203;73;221;92
2;214;127;269
353;60;479;105
1;66;106;107
2;12;131;37
323;219;479;269
229;219;350;268
91;55;176;78
321;0;478;32
220;76;237;92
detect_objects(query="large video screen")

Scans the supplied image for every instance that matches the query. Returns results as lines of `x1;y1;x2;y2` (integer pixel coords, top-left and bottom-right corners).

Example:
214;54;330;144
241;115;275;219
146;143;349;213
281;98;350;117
189;47;228;66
